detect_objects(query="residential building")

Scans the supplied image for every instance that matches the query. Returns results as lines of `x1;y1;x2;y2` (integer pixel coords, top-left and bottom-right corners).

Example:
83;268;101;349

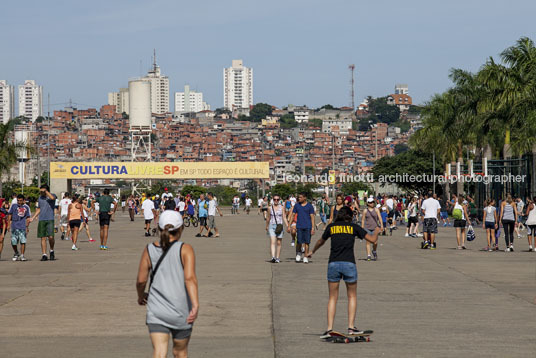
18;80;42;122
174;85;210;113
108;87;129;115
395;84;409;95
223;59;253;109
288;105;310;123
322;117;353;135
387;93;412;112
0;80;15;124
143;52;170;114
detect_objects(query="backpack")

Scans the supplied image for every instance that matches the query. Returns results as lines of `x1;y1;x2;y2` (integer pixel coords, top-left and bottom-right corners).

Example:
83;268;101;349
452;208;463;220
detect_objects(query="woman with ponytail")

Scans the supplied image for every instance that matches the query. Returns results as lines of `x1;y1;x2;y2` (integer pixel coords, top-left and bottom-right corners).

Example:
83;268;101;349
137;210;199;358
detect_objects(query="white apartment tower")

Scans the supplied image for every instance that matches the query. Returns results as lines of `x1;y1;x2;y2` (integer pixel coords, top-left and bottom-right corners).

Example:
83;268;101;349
143;51;170;114
395;84;409;95
108;87;130;114
18;80;42;122
174;85;210;113
0;80;15;124
223;59;253;109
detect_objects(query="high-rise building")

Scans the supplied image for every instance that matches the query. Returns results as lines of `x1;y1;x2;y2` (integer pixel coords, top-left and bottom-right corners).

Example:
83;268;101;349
0;80;15;124
395;84;409;95
223;59;253;110
143;51;169;114
18;80;42;122
108;87;130;115
174;85;210;113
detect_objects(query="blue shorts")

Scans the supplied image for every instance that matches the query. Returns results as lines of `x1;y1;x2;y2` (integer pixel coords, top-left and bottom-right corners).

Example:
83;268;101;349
484;222;496;229
319;214;327;224
440;212;448;219
268;223;284;239
296;228;311;245
327;261;358;283
11;229;27;245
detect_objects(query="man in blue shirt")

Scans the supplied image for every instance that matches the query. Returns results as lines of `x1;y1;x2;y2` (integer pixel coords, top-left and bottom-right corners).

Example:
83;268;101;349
30;185;58;261
292;192;315;263
196;194;210;237
8;194;31;261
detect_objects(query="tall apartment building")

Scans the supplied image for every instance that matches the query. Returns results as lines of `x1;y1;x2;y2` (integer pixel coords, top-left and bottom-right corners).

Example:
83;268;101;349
395;84;409;95
223;59;253;110
143;52;169;114
0;80;15;124
18;80;42;122
174;85;210;113
108;87;130;115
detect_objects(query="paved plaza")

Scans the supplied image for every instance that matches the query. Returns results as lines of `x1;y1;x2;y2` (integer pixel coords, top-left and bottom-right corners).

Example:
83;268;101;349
1;210;535;357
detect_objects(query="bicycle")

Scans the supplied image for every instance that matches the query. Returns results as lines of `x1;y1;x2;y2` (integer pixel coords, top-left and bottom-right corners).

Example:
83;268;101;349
183;215;199;227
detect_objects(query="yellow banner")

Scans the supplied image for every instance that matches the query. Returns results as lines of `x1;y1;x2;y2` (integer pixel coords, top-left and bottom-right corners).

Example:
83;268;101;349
50;162;270;179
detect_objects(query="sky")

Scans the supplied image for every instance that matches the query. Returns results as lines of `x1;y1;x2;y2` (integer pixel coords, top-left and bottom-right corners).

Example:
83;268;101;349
2;0;535;111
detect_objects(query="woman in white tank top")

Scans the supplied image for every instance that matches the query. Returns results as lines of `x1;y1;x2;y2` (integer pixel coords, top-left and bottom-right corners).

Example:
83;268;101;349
524;197;536;252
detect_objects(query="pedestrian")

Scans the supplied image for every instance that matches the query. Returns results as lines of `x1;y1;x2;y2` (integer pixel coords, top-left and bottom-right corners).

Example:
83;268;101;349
292;192;315;263
439;195;450;227
260;197;269;221
207;192;223;237
405;197;419;237
265;195;289;263
482;199;498;251
468;196;479;225
128;195;136;221
29;185;58;261
244;195;252;215
80;198;95;243
0;200;9;260
142;195;157;237
67;194;84;250
136;210;199;358
92;189;116;250
59;192;72;240
308;206;379;339
515;197;525;239
420;191;441;249
8;194;31;261
500;194;518;252
315;194;330;230
196;194;210;237
524;197;536;252
361;197;382;261
327;194;344;225
452;195;470;250
121;196;126;213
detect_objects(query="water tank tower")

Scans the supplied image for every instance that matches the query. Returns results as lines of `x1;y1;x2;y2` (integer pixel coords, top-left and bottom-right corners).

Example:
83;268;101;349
128;79;152;161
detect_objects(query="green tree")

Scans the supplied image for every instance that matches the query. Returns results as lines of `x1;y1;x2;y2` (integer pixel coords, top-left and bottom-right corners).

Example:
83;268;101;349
394;143;409;155
208;185;239;205
280;114;297;129
0;119;31;197
214;108;231;116
296;183;319;199
270;184;294;200
368;97;401;124
340;181;372;195
308;118;322;128
180;185;206;199
32;171;49;187
249;103;273;122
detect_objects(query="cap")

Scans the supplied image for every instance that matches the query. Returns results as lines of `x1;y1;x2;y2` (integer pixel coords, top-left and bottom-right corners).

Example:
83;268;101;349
155;194;160;198
159;210;183;230
376;204;381;208
367;198;374;203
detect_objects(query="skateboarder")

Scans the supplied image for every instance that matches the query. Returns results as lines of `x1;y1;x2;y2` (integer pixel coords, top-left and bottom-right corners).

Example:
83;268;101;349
308;206;379;338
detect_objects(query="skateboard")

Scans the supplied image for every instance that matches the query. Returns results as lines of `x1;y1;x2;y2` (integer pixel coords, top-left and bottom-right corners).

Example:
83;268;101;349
322;330;373;343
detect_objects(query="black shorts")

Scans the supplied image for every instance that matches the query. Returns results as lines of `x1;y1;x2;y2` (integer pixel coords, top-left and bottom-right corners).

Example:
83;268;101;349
453;219;466;228
423;218;438;234
262;208;268;212
69;220;81;229
145;219;152;224
99;212;111;226
199;217;207;226
407;216;418;227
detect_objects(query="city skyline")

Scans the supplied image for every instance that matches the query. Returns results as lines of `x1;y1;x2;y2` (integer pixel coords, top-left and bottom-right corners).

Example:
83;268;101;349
1;0;535;111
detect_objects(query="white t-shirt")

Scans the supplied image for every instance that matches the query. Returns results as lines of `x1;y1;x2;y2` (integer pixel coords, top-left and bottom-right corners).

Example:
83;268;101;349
245;198;252;206
142;200;155;220
11;197;17;206
60;198;72;216
290;197;297;206
233;197;240;205
386;198;394;211
178;201;186;211
258;198;263;207
421;198;441;219
454;202;465;220
208;199;217;216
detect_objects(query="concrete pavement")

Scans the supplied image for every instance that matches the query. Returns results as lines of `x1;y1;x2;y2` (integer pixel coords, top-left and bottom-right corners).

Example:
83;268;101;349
0;211;534;357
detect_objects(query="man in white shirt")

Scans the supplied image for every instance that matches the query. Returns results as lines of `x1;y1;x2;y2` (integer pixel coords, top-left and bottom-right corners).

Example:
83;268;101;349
178;199;186;215
207;192;223;237
59;193;72;240
420;191;441;249
244;196;252;215
141;196;157;237
258;198;264;215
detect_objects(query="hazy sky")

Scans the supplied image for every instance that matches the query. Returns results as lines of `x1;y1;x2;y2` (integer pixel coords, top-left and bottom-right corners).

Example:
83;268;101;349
2;0;535;111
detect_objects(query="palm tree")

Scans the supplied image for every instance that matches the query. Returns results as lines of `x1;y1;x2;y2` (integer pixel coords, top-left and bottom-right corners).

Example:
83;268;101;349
0;119;30;197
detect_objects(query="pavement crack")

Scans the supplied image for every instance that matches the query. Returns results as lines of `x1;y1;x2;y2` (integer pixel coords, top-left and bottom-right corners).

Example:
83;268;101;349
0;290;33;307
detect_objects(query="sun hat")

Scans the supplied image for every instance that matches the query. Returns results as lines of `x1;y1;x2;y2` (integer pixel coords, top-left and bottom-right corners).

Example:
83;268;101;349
367;197;374;203
158;210;183;230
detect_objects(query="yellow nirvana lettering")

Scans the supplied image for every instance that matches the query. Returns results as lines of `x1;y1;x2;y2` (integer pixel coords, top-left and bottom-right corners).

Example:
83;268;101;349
330;225;354;235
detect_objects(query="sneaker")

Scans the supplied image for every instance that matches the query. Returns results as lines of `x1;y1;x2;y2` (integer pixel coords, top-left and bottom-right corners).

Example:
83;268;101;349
195;233;202;237
270;257;276;263
367;255;372;261
372;251;378;261
417;233;423;237
488;247;493;252
72;245;79;251
102;246;108;250
505;247;511;252
303;257;309;264
422;241;429;249
61;233;65;240
320;330;333;339
89;238;96;242
12;253;20;261
430;243;437;250
443;223;447;227
290;241;295;247
100;245;104;250
295;254;302;262
529;246;533;252
208;232;214;237
462;246;466;250
40;255;48;261
410;234;417;238
275;258;280;263
19;255;27;261
50;251;55;261
404;233;409;237
457;246;462;250
509;245;514;252
348;327;364;335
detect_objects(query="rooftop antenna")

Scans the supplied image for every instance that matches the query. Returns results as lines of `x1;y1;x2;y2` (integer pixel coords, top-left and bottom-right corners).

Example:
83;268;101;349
153;48;157;71
348;64;355;110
